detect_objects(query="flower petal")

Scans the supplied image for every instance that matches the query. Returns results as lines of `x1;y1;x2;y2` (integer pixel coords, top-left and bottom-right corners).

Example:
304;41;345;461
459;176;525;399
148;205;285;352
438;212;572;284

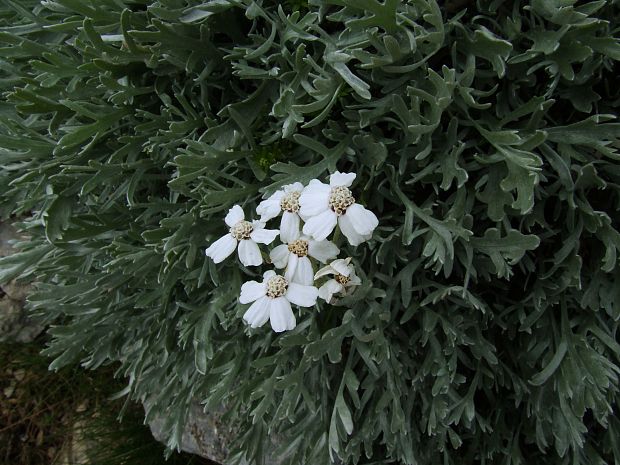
243;296;271;328
284;182;304;193
344;203;378;236
239;280;266;304
302;209;338;241
280;211;300;243
270;244;290;269
318;280;344;303
314;264;335;280
299;179;330;217
269;297;296;332
290;256;314;285
307;239;340;263
286;282;318;307
263;270;277;280
329;171;356;187
330;258;352;277
256;192;284;221
250;227;279;244
338;213;367;246
238;240;262;266
251;220;267;230
205;234;237;263
224;205;245;227
284;253;299;282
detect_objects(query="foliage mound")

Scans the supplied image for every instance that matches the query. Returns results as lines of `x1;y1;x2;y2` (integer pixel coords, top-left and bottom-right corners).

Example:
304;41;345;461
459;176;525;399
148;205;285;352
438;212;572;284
1;1;620;464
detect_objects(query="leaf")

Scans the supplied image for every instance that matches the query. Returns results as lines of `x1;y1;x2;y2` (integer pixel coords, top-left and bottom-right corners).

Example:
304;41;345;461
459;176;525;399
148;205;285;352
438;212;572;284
477;166;514;222
335;391;354;434
439;142;468;189
530;341;568;386
391;178;472;271
44;195;73;241
330;62;371;100
199;186;258;214
464;26;512;77
0;244;53;284
352;133;387;168
498;146;542;214
470;228;540;278
328;407;341;455
55;109;129;153
312;0;402;33
180;1;235;23
260;135;350;195
546;116;620;146
271;87;304;138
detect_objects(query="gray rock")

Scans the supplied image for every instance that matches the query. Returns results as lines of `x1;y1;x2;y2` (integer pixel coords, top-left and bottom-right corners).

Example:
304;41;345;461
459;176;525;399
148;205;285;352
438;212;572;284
0;220;42;343
0;221;26;257
147;403;230;463
2;279;32;301
146;402;283;465
0;296;43;343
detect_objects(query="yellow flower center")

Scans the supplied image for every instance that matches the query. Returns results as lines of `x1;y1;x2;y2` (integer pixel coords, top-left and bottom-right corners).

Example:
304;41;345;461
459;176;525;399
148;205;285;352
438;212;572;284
328;186;355;215
229;220;253;240
266;275;288;298
280;191;301;213
335;274;350;285
287;239;309;257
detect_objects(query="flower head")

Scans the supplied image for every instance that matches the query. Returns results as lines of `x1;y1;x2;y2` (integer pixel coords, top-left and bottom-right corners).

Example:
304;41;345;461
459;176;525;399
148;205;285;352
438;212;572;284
256;182;304;243
314;258;361;303
240;270;319;332
205;205;278;267
299;172;378;246
270;232;339;285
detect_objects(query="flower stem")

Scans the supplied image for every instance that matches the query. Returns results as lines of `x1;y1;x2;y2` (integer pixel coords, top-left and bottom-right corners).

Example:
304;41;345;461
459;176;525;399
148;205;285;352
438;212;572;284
333;224;341;245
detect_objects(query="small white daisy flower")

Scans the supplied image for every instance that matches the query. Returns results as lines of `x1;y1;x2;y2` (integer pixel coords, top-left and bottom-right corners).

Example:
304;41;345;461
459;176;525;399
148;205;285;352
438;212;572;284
299;172;379;246
314;258;362;303
256;182;304;243
240;270;319;332
270;233;340;285
205;205;278;267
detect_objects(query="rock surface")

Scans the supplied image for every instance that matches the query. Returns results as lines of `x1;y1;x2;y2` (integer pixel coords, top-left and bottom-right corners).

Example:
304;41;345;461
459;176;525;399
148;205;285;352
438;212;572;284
147;403;231;463
0;297;42;343
0;221;43;343
0;221;24;257
146;402;283;465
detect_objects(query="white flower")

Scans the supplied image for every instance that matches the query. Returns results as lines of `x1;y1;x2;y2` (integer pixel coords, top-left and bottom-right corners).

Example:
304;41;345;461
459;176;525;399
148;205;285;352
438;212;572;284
270;233;339;285
240;270;319;332
256;182;304;243
205;205;278;267
299;172;379;246
314;258;361;303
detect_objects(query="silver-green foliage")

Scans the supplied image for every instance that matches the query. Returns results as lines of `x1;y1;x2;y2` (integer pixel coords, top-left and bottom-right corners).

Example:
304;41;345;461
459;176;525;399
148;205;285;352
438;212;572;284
1;0;620;463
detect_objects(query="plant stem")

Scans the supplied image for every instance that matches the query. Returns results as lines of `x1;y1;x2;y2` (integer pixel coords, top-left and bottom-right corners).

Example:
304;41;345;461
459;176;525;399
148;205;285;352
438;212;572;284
333;224;341;245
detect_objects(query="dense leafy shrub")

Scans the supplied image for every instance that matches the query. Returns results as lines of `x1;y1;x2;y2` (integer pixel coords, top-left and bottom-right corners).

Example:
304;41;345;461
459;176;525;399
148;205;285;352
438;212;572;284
1;0;620;463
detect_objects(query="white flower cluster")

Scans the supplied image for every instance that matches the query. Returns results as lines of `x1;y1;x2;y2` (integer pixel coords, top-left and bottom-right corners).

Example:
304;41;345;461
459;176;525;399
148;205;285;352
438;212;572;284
205;172;378;332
